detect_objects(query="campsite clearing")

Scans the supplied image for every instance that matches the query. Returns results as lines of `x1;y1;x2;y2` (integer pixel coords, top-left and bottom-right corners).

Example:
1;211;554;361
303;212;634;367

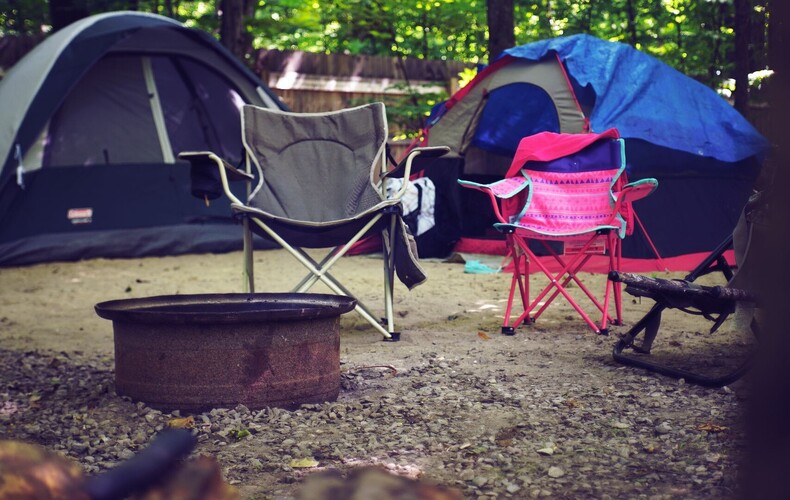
0;249;753;498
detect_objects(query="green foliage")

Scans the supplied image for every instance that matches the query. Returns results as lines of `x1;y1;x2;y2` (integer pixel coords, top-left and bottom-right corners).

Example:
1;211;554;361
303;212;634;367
350;81;448;140
0;0;48;34
2;0;771;103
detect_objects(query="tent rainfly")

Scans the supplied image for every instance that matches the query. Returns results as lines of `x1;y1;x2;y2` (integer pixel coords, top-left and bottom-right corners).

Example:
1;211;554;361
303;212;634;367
0;11;287;267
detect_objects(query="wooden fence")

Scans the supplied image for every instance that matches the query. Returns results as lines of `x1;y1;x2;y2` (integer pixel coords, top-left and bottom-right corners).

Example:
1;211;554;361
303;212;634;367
255;49;473;114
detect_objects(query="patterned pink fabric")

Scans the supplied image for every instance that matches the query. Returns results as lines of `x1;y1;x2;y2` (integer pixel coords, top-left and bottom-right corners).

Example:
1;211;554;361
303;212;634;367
490;177;528;198
510;168;622;237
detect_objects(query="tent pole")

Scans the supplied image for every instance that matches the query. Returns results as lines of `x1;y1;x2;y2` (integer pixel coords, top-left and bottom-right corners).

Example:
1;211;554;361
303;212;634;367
142;57;175;163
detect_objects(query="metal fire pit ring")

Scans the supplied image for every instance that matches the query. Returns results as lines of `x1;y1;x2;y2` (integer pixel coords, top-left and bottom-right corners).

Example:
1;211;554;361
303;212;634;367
95;293;356;411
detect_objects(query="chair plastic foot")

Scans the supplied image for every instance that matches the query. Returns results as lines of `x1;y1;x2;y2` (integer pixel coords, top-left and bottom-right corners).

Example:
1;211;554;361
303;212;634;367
598;328;609;336
501;326;516;336
384;332;401;342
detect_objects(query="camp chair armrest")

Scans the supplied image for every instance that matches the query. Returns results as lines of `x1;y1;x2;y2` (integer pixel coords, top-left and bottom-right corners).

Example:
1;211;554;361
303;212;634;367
178;151;250;206
457;178;526;224
383;146;450;179
178;151;253;182
383;146;450;199
616;178;658;206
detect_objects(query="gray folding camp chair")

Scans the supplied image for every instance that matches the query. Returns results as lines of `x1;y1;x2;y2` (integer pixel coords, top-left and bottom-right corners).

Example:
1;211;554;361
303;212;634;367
179;103;447;340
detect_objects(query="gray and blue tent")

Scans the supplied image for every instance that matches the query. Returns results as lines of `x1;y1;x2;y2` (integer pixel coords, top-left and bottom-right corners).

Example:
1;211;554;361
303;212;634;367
0;11;286;266
417;34;770;269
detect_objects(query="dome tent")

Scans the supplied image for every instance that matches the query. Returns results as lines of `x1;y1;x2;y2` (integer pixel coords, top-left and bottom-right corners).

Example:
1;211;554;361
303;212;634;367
0;11;286;266
416;34;769;269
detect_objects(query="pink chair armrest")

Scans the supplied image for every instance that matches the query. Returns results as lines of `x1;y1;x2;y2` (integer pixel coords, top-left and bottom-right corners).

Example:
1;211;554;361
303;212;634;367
459;177;529;224
617;178;658;205
458;177;528;198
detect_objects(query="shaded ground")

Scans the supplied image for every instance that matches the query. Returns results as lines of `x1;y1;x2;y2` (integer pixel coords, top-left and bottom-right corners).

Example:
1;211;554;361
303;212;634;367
0;250;755;498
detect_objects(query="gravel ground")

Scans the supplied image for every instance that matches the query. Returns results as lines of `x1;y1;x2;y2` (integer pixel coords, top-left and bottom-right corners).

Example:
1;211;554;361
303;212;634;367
0;251;754;498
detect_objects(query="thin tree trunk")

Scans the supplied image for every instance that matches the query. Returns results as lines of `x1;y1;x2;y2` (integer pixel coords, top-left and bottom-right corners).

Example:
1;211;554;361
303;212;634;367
422;10;429;59
487;0;515;63
708;2;725;81
675;4;683;72
219;0;245;61
625;0;638;46
734;0;751;116
584;0;595;32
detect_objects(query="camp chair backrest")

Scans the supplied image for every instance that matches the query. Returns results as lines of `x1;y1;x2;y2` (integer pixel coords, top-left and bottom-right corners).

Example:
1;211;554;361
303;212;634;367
502;138;626;238
243;103;388;223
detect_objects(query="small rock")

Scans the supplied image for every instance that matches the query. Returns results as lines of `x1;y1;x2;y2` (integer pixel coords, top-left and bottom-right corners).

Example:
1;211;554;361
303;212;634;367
705;453;721;464
655;422;672;435
473;476;488;487
547;466;565;478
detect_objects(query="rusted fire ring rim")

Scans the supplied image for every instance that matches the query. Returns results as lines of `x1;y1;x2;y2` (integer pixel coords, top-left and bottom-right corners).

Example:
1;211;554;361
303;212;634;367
95;293;357;324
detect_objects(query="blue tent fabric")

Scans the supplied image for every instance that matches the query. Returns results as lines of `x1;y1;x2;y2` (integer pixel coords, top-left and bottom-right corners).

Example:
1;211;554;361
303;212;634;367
504;34;769;163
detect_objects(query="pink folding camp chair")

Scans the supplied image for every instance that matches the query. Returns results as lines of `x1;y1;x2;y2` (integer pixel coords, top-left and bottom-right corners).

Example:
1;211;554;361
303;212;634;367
459;129;657;335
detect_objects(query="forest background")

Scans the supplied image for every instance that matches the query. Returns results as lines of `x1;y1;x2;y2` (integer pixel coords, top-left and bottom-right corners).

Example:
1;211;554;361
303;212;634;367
0;0;775;137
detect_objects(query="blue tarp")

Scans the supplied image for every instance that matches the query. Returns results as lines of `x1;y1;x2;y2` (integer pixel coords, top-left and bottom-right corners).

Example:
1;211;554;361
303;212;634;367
504;34;769;163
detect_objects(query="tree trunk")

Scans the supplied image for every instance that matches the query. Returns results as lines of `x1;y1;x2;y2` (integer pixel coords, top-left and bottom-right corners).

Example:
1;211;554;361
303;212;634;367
733;0;751;116
583;0;595;32
49;0;90;32
487;0;515;63
219;0;245;61
708;2;725;81
741;0;790;497
625;0;638;46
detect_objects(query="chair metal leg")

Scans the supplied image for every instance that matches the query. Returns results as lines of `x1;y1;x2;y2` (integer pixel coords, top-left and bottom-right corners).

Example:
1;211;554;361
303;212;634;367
242;217;255;293
503;246;529;334
536;239;616;324
293;247;341;292
381;215;399;340
248;215;395;339
508;236;607;334
612;235;624;325
289;247;380;322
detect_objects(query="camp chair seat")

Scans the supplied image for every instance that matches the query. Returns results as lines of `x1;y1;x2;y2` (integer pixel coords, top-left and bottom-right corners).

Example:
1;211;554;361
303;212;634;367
459;129;657;335
179;103;448;340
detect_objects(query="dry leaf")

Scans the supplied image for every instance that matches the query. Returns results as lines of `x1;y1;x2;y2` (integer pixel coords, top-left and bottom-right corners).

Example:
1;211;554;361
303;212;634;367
495;427;517;446
478;331;491;340
289;457;319;468
167;416;195;429
696;423;728;433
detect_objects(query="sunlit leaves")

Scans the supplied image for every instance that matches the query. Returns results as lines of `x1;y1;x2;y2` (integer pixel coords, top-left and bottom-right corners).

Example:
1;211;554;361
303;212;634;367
1;0;770;99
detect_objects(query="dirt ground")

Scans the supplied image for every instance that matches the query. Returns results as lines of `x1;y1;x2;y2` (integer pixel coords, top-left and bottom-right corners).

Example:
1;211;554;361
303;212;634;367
0;248;756;497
